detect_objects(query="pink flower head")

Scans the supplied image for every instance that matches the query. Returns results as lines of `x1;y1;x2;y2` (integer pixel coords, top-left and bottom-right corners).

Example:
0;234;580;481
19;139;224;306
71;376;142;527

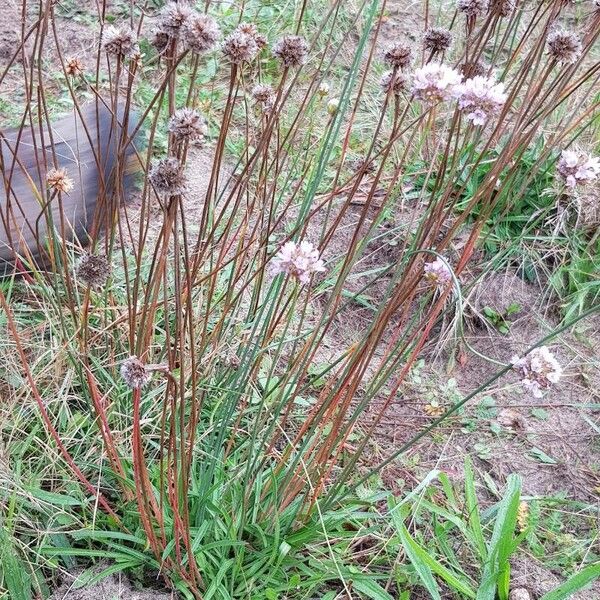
454;75;507;126
270;240;325;284
511;346;562;398
557;149;600;188
423;257;452;287
412;63;462;104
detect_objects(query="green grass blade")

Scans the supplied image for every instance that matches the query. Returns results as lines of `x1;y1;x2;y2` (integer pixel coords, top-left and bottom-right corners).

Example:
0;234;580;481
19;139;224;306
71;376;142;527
477;474;522;600
390;501;476;599
351;576;396;600
464;458;487;561
539;563;600;600
0;525;32;600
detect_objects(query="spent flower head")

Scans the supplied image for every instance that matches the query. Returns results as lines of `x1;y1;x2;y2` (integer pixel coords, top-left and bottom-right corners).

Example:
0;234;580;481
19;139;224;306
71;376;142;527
181;13;220;54
423;257;453;287
547;29;582;64
120;356;151;389
270;240;325;284
149;157;187;197
65;57;84;76
383;42;412;69
423;27;452;54
489;0;516;16
222;28;259;64
237;22;267;49
157;1;193;39
103;25;139;58
412;63;462;104
380;70;408;95
454;75;507;126
457;0;489;17
557;149;600;188
46;168;73;193
76;254;110;288
273;35;309;68
251;84;275;103
460;60;487;78
150;28;170;54
511;346;562;398
168;107;207;142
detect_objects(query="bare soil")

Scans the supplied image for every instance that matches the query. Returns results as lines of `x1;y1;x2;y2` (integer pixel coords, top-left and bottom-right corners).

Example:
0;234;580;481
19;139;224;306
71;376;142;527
49;569;175;600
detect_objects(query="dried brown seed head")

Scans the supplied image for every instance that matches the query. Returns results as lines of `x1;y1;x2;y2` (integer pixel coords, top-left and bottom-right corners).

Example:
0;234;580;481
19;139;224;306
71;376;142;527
238;22;267;49
149;157;187;197
460;60;487;78
168;108;207;142
383;42;412;69
46;168;73;193
65;57;84;76
103;25;139;58
222;29;259;64
120;356;151;389
457;0;489;17
489;0;516;16
157;1;193;39
380;70;408;95
182;13;220;54
251;84;274;103
76;254;110;288
423;27;452;54
273;35;309;68
150;28;170;54
547;29;582;64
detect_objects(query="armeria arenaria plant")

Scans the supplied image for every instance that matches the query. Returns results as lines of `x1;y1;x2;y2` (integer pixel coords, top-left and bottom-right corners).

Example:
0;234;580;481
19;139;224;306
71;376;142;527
1;0;599;597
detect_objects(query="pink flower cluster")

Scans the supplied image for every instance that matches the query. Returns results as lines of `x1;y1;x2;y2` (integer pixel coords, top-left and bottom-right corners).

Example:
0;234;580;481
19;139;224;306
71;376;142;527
511;346;562;398
557;149;600;188
270;241;325;284
412;63;462;104
410;65;507;126
454;75;507;126
423;257;452;287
